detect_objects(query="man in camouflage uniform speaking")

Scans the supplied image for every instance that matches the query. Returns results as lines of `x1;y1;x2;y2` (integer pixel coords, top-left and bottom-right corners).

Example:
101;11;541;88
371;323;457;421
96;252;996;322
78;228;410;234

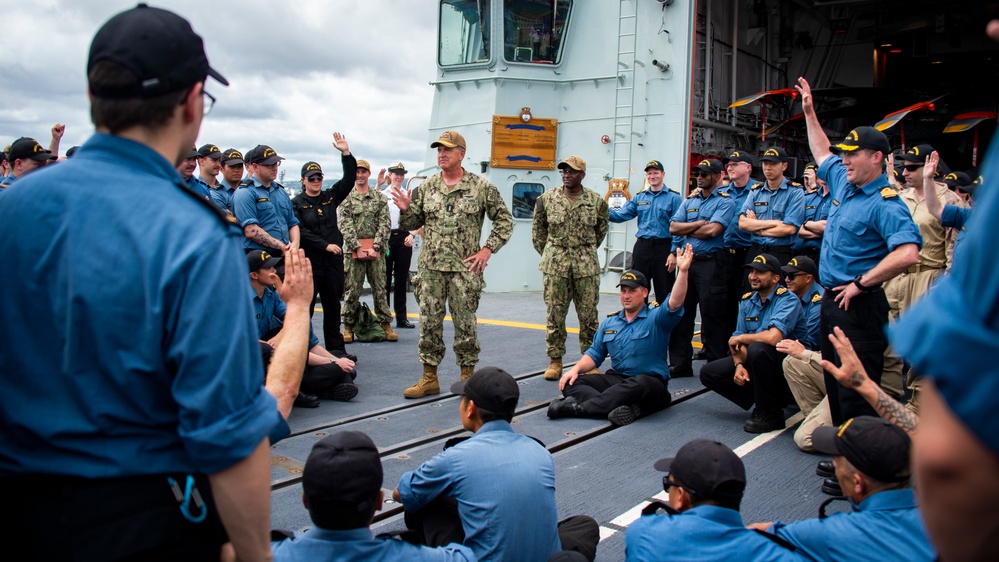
533;155;609;381
340;159;396;342
391;131;514;398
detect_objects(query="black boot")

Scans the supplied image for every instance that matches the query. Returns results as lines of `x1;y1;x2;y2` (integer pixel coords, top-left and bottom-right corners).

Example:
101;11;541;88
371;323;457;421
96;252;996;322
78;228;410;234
547;396;585;419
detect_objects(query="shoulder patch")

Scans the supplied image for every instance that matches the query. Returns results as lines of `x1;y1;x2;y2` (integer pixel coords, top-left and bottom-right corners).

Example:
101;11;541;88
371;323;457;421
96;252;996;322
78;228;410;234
790;181;802;187
741;292;752;300
607;310;620;317
880;187;898;199
649;301;660;309
776;287;788;295
750;182;763;190
811;292;822;303
717;190;730;197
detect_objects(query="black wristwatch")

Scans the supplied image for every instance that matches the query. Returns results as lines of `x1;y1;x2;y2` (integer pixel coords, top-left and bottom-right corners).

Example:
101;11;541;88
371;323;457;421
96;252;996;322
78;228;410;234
852;274;870;292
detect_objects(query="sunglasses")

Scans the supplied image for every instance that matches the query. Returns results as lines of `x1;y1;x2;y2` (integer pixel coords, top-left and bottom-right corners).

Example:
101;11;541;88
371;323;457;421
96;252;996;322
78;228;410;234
694;171;714;178
307;175;324;182
785;272;808;279
661;472;696;495
903;164;923;172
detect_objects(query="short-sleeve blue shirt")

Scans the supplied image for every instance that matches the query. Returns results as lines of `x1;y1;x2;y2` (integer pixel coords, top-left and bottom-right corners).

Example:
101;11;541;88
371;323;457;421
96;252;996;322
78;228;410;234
397;420;561;562
272;527;476;562
0;133;288;478
940;204;973;262
790;282;823;350
793;189;831;252
626;505;803;561
210;183;238;214
670;188;735;254
816;156;922;287
233;179;301;250
254;287;321;348
734;287;801;339
585;299;684;379
719;181;758;249
609;187;683;240
770;489;935;562
186;175;211;199
740;178;806;246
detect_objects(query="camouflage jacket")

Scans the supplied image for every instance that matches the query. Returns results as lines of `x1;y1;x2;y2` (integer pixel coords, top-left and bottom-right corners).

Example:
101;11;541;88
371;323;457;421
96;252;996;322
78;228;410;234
399;170;513;272
339;188;390;252
532;186;609;277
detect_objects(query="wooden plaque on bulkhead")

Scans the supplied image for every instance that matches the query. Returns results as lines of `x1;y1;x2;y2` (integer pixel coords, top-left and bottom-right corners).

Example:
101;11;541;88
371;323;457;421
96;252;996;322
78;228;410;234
490;114;558;170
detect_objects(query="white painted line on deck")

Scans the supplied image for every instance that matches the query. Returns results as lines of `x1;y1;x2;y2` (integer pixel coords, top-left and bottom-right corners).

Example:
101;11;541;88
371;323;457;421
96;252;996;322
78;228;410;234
596;411;805;542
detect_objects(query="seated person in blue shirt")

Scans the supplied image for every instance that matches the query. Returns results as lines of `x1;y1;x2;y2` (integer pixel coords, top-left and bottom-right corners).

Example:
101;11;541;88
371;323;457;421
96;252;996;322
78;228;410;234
700;254;802;433
272;431;476;562
752;416;935;562
548;246;693;426
394;367;600;562
249;250;358;408
626;439;801;561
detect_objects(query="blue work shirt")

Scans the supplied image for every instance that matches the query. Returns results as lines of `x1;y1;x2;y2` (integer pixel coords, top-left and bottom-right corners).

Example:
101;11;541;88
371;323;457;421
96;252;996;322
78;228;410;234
586;299;684;379
233;178;300;250
397;420;561;562
0;133;288;478
210;182;239;214
254;286;321;348
272;527;476;562
719;181;759;249
0;173;17;188
740;177;806;246
792;189;831;253
817;156;922;288
626;505;803;561
790;282;823;350
770;489;935;562
670;188;736;254
186;174;211;199
890;139;999;454
609;187;683;240
940;204;973;262
734;286;801;339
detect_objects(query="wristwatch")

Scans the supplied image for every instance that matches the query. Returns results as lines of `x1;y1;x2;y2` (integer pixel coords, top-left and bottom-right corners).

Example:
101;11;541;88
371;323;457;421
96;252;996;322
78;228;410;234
852;274;870;292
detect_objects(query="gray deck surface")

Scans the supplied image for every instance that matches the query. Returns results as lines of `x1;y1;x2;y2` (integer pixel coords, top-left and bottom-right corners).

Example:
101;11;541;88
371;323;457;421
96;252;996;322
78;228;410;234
271;291;834;562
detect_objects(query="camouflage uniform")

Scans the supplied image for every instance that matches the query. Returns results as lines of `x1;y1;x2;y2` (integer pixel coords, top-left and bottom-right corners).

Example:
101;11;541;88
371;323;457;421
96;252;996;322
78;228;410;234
532;186;609;358
340;188;392;325
399;170;513;366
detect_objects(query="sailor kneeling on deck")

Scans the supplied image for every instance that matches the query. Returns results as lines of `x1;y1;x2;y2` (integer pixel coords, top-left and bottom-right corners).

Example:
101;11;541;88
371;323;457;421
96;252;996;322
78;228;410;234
548;246;693;427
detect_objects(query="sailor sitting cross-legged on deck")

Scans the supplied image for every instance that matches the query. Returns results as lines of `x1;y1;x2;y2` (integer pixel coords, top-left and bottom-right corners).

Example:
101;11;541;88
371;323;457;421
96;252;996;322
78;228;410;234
547;245;693;427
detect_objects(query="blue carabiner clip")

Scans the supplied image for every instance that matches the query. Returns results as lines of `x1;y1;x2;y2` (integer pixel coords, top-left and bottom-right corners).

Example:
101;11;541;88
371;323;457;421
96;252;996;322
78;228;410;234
167;475;207;524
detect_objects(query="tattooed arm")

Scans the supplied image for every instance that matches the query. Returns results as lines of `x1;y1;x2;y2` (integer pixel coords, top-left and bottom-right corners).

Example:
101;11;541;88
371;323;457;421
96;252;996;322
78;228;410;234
820;326;918;436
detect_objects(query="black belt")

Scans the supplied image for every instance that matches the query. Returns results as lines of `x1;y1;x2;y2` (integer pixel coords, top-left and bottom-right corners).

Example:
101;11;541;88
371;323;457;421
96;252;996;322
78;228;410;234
693;251;719;262
723;247;749;254
752;242;792;251
390;229;408;235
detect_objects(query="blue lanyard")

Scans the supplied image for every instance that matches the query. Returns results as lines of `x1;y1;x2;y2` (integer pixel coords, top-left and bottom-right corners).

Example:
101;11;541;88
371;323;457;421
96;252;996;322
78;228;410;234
167;475;207;523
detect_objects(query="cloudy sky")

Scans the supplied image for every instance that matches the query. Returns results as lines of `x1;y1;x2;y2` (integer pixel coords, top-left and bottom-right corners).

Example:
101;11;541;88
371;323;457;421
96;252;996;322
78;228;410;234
0;0;440;181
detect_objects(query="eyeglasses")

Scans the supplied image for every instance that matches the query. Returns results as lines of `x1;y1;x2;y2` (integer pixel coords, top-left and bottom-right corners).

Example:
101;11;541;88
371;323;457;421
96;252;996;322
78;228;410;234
202;89;216;116
785;272;807;279
661;472;694;494
903;164;923;172
694;171;714;178
307;175;324;182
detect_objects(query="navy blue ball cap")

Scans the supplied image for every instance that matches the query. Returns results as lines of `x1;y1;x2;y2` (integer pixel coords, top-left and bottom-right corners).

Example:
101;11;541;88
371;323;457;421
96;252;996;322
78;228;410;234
655;439;746;503
743;253;781;275
88;3;228;98
812;416;911;483
831;127;890;155
450;366;520;415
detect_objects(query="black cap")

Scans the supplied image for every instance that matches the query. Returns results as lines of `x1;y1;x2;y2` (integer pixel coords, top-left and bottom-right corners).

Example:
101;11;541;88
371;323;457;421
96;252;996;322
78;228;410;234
450;367;520;415
743;254;781;275
830;126;890;155
9;137;57;162
645;160;665;172
220;148;243;166
302;431;383;529
942;171;973;189
198;143;222;158
617;270;649;290
811;416;911;483
804;162;817;171
722;150;755;166
66;146;81;158
759;147;788;163
248;145;283;166
302;161;323;179
246;249;282;272
693;158;723;175
654;439;746;503
388;162;408;174
184;145;199;159
781;256;818;278
87;4;228;98
901;144;935;163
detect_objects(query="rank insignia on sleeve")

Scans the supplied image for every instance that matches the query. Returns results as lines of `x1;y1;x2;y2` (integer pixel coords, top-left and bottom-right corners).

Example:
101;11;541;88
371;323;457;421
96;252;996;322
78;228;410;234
604;330;618;334
880;187;898;199
607;310;620;317
649;301;660;308
741;292;752;300
776;287;787;295
811;293;822;303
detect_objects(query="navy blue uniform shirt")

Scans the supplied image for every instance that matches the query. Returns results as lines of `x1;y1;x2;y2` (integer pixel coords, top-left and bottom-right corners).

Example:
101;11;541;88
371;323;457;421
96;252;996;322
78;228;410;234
670;188;736;254
790;282;823;350
609;187;683;240
719;181;758;249
792;188;831;253
255;286;321;348
233;178;300;250
586;299;684;379
740;177;806;246
734;286;801;339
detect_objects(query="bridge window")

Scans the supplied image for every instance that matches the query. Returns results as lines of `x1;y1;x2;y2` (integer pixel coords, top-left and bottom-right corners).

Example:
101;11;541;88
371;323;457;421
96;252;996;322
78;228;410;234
503;0;571;64
439;0;491;66
512;182;545;219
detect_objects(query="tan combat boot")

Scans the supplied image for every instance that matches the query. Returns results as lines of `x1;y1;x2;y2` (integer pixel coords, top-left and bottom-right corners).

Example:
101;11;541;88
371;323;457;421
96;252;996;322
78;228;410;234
381;322;398;342
544;357;563;380
343;325;354;344
404;364;440;398
460;365;475;381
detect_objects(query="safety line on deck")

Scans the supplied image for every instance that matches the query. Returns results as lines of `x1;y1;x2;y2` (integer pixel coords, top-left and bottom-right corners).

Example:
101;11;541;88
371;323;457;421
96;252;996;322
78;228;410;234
596;411;805;542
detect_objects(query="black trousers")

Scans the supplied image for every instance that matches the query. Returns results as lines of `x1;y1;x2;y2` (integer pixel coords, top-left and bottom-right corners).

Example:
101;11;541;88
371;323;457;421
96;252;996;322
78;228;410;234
821;288;889;424
719;247;749;338
312;255;345;353
563;372;671;417
404;497;600;562
1;473;227;561
699;342;793;414
386;230;413;320
260;342;354;395
668;253;730;371
631;237;675;305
